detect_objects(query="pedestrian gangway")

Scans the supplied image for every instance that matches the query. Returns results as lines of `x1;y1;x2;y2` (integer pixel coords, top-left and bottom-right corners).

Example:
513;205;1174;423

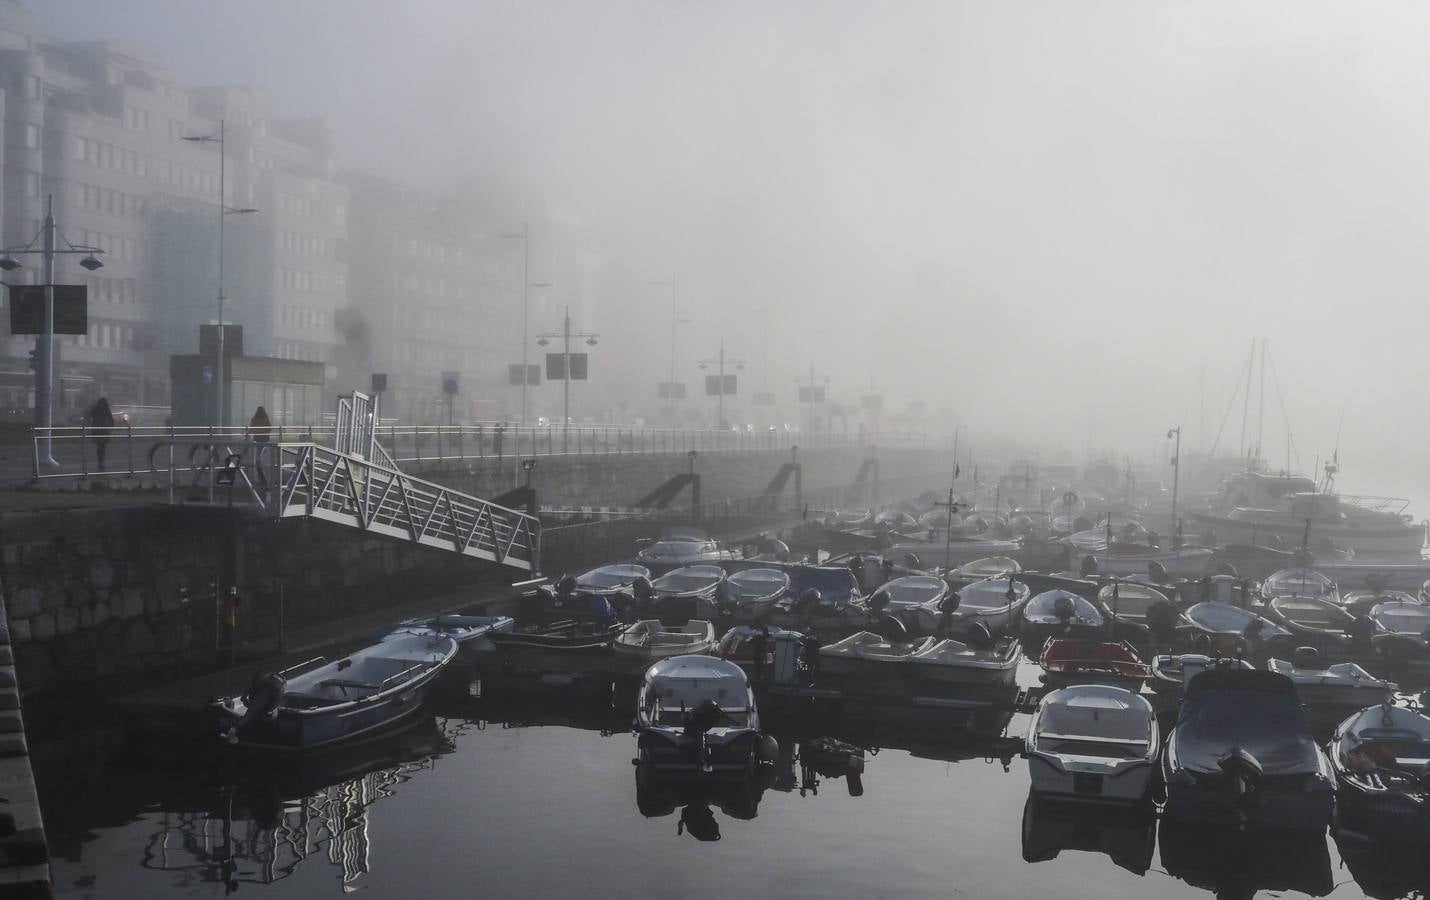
174;392;540;574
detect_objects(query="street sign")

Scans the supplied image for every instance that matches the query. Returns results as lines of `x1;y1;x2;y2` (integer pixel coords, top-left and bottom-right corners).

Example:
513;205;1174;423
441;371;459;394
9;284;88;335
371;372;388;394
547;353;589;381
752;391;776;405
508;364;541;385
798;386;827;403
704;374;738;396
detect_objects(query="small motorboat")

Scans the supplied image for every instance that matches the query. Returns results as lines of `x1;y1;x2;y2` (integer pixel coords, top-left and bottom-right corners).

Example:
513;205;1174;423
882;535;1024;570
1330;702;1430;842
486;620;626;652
575;563;651;593
951;555;1023;584
1173;573;1256;607
614;620;717;660
635;533;735;566
382;614;515;661
635;654;765;775
939;576;1031;637
1266;649;1396;710
1341;588;1419;617
908;634;1021;687
1039;639;1149;692
715;625;805;682
645;565;726;621
1095;581;1171;643
1161;667;1335;830
1178;601;1293;660
699;567;790;623
1025;684;1159;804
1370;600;1430;667
1022;590;1107;646
1260;567;1339;602
213;633;459;751
870;574;951;633
1149;653;1253;703
765;566;898;639
818;631;930;678
1262;595;1360;656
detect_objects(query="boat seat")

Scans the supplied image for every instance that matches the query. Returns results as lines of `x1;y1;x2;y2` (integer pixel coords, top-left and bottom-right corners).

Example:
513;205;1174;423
1039;731;1148;746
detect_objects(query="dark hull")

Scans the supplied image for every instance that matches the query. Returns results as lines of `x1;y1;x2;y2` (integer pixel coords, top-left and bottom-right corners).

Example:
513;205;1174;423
1334;778;1430;843
229;666;448;752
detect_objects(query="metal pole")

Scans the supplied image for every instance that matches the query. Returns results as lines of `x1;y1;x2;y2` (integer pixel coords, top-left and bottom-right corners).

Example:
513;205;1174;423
37;195;56;466
668;279;677;420
217;119;226;431
521;224;529;425
563;306;571;454
1169;427;1181;540
717;339;725;429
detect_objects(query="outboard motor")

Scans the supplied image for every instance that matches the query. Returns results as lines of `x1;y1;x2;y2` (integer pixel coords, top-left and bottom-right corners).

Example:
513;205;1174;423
684;698;725;738
632;576;655;605
1292;646;1321;670
1072;515;1093;533
1145;600;1181;646
714;580;740;616
938;591;962;615
792;588;823;619
1080;555;1099;578
1053;593;1076;622
902;553;922;572
1218;746;1265;824
236;671;286;733
555;573;578;607
1349;614;1377;649
1147;560;1169;584
867;590;890;614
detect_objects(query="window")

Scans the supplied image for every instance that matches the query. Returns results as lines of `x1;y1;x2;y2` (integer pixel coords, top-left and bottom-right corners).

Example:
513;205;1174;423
22;172;39;198
23;125;38;149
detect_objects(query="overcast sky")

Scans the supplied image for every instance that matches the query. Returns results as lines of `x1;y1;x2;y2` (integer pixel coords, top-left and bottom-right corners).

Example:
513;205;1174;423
35;0;1430;504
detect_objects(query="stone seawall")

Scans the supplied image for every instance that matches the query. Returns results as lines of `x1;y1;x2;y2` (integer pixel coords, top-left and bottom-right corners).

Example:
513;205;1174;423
0;506;486;701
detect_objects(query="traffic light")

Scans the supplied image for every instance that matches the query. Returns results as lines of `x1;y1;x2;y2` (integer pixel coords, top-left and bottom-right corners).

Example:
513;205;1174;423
26;349;36;371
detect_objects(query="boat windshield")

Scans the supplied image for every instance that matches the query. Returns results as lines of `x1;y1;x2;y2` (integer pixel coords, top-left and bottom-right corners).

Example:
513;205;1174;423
1375;607;1430;634
880;577;944;606
579;567;643;589
960;578;1021;610
730;570;789;596
655;572;721;593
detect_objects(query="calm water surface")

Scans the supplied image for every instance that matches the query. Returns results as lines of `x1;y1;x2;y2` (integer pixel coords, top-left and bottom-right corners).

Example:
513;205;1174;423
39;673;1426;900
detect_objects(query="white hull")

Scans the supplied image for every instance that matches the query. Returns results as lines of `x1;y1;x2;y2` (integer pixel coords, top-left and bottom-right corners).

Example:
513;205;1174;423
1028;756;1155;803
1190;513;1424;560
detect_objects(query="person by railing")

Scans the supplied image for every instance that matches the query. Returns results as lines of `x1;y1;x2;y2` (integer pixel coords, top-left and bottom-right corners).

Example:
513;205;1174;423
88;396;115;471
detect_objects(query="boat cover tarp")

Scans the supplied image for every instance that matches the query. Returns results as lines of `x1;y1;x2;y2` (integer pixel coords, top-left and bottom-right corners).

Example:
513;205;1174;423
1173;670;1319;775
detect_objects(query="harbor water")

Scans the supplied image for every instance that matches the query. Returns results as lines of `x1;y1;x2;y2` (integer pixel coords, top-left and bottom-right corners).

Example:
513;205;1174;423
37;670;1421;900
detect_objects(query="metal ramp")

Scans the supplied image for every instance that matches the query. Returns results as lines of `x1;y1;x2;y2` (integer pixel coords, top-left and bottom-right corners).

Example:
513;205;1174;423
181;392;540;574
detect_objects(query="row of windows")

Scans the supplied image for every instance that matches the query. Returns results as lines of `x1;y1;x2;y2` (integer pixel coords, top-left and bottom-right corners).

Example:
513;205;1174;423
77;184;147;218
279;193;314;218
278;305;330;330
122;107;151;132
74;137;149;178
398;272;468;299
279;230;329;257
274;341;329;363
75;321;138;351
72;229;140;263
278;268;324;293
391;234;471;265
85;277;140;305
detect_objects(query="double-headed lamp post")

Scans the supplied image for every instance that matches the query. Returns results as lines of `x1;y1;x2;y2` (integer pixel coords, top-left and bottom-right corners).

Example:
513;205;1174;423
0;194;104;467
182;120;257;428
536;306;598;453
1167;426;1182;544
500;225;551;423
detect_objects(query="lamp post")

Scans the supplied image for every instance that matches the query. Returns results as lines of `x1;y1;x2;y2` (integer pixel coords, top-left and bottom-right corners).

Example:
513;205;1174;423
0;194;105;467
536;306;597;453
501;226;550;424
653;278;688;421
697;339;745;429
1167;426;1182;544
183;120;257;429
794;364;830;434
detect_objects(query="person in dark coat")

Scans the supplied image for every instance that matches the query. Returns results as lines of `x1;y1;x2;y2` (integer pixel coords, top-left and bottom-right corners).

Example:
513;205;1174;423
248;406;273;484
88;397;114;469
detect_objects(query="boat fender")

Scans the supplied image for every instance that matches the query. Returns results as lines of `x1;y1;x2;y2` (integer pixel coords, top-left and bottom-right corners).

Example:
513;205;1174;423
683;698;725;737
757;733;779;763
240;671;286;727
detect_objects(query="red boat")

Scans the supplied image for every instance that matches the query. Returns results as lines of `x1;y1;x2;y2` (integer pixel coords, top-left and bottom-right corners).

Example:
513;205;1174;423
1039;638;1150;691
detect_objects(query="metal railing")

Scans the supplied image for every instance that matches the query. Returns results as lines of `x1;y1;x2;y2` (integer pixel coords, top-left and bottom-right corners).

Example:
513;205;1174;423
26;421;933;482
173;437;540;573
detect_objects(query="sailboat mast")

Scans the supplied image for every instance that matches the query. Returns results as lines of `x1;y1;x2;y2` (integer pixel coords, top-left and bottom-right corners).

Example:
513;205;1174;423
1238;338;1255;461
1255;338;1267;466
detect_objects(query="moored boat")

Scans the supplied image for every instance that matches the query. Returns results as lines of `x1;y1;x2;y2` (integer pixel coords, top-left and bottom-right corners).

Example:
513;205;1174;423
1025;684;1159;804
1261;566;1339;602
614;620;717;660
1096;581;1171;643
213;633;459;751
635;654;765;776
1178;601;1293;660
382;614;515;661
699;567;790;623
486;620;626;652
908;634;1021;687
1266;650;1396;710
940;575;1031;637
1149;653;1253;703
645;565;726;621
1022;590;1107;646
1039;639;1149;691
1330;703;1430;842
575;562;651;593
1369;600;1430;668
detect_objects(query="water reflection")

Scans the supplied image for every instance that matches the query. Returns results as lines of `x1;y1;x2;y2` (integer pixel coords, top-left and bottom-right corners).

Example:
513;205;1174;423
138;715;462;893
634;766;771;841
1337;837;1430;900
1020;792;1156;876
1158;818;1333;899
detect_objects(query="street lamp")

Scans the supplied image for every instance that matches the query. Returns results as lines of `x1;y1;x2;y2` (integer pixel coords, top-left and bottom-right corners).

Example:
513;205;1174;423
697;339;745;429
653;278;689;421
794;365;831;433
501;225;550;424
1167;426;1182;547
536;306;598;453
0;194;105;466
183;120;258;429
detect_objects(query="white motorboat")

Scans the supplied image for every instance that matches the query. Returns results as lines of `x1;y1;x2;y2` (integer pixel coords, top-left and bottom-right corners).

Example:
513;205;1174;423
1025;685;1159;804
871;574;951;632
818;631;929;678
883;535;1023;570
575;563;651;592
953;556;1023;582
635;654;764;775
1179;602;1292;657
1370;600;1430;666
1096;581;1171;640
1342;588;1418;617
1260;567;1338;602
213;633;458;750
645;565;726;620
636;533;736;565
1266;652;1396;709
1330;703;1430;842
1149;653;1253;700
1022;590;1107;644
941;575;1031;637
614;620;717;660
909;634;1021;687
700;567;791;622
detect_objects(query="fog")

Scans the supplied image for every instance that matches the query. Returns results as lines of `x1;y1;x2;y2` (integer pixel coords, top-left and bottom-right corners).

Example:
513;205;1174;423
39;0;1430;504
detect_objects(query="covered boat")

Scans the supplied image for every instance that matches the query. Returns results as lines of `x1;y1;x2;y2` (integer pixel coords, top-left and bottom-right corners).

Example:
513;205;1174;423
1330;703;1430;842
700;567;791;623
615;620;717;660
575;563;651;593
1025;685;1159;804
1022;590;1106;646
1039;639;1148;691
1370;600;1430;667
1149;653;1252;702
1266;650;1395;709
1161;668;1335;830
382;614;515;661
765;566;896;639
635;654;764;775
213;633;459;751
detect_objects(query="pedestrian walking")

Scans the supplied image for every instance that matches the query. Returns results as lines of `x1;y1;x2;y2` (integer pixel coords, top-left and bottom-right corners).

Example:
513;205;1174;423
248;406;272;484
88;397;114;470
